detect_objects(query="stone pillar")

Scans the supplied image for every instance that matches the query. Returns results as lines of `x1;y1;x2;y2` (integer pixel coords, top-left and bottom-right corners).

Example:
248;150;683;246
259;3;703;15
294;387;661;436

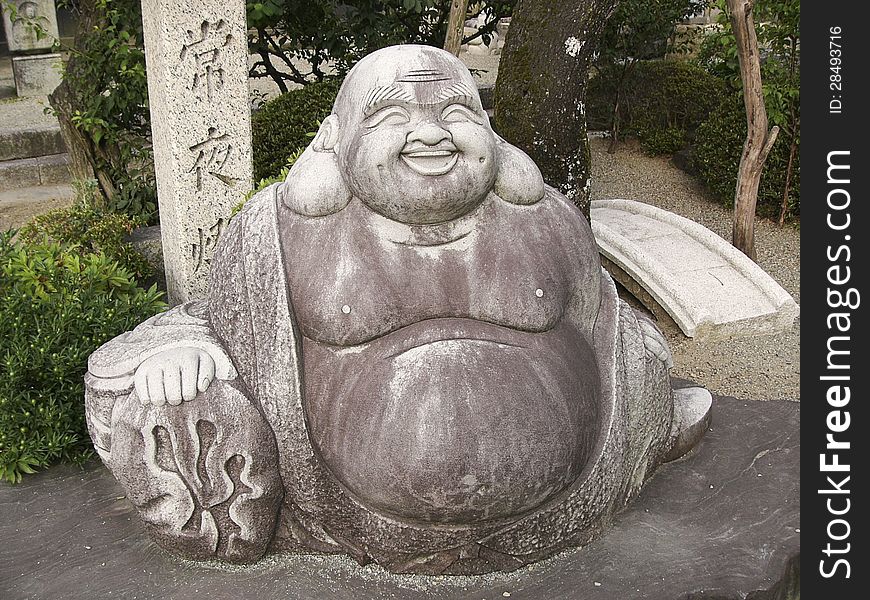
2;0;63;97
141;0;253;303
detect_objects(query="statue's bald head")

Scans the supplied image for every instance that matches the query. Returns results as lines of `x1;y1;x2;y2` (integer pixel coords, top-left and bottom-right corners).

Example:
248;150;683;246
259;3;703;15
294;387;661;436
333;45;485;132
281;44;544;221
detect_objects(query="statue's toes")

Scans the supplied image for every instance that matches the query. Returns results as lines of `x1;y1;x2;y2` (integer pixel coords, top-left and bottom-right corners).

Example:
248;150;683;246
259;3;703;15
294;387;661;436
664;386;712;462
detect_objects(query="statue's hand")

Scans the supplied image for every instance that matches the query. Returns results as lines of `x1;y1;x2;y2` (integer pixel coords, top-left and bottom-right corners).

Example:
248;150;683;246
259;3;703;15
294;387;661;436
638;317;674;370
134;347;217;407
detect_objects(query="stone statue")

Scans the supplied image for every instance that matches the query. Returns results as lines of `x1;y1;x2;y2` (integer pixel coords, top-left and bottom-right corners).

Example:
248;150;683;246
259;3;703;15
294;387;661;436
85;44;711;575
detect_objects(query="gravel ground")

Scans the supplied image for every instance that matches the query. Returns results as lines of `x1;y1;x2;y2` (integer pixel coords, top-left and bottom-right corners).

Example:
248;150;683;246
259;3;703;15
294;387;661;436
589;136;800;402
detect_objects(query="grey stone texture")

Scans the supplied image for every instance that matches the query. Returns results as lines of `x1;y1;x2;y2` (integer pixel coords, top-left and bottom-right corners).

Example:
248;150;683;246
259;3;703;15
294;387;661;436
0;182;73;230
591;198;800;340
128;224;167;289
1;396;799;599
141;0;254;303
0;123;66;161
2;0;60;52
11;52;62;97
0;152;68;188
84;45;709;574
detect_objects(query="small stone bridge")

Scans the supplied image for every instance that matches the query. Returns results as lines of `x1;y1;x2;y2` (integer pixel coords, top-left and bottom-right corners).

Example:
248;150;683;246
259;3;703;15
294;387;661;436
591;198;799;340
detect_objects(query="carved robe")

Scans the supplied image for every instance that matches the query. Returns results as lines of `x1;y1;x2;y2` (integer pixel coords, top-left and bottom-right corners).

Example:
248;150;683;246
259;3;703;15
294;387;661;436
85;184;687;573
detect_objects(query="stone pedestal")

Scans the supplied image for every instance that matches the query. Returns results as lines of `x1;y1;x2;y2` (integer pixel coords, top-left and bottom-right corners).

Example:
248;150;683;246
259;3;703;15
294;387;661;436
11;53;62;96
141;0;253;303
0;395;800;599
2;0;59;53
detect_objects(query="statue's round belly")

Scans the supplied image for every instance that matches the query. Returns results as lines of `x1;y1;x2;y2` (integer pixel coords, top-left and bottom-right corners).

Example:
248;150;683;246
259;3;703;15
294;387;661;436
303;320;600;525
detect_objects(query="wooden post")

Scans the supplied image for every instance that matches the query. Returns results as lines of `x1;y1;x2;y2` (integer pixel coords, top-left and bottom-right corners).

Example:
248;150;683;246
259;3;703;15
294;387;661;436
727;0;779;261
444;0;469;56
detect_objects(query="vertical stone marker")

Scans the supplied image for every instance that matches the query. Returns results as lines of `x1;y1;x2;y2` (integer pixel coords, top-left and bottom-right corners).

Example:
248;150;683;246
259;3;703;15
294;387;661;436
141;0;253;303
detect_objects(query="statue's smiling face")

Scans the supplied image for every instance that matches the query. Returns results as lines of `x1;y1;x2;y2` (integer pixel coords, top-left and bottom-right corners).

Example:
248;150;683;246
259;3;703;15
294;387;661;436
336;58;498;224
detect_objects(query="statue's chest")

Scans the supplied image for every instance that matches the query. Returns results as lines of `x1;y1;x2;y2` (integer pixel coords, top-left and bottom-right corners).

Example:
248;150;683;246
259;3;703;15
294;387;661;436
280;211;571;346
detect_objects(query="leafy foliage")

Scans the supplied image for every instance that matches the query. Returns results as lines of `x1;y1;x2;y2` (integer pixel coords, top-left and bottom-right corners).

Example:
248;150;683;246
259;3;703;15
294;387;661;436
697;0;800;221
0;231;166;483
233;146;306;217
53;0;156;221
594;0;708;148
694;92;800;220
587;60;725;155
251;79;341;181
19;181;153;282
599;0;707;63
247;1;514;92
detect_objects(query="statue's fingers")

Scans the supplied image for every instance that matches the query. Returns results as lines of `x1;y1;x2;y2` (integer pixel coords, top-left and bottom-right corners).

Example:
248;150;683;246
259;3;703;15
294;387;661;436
638;318;658;338
644;335;664;356
180;352;199;402
197;350;216;393
134;366;150;405
146;369;167;407
649;338;673;368
163;363;183;406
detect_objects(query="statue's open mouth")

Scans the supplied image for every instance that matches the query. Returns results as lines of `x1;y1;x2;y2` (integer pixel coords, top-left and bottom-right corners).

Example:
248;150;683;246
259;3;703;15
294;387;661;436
401;144;459;176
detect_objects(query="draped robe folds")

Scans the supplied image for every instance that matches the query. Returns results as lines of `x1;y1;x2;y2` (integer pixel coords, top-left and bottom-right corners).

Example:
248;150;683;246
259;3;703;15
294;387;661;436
85;184;680;573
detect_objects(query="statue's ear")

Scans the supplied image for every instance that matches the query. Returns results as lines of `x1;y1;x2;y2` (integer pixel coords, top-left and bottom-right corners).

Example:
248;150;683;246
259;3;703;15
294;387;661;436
311;114;340;152
280;115;352;216
493;135;545;206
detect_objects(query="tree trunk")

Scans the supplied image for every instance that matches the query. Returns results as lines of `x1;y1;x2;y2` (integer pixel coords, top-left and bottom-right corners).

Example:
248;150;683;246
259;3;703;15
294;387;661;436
47;0;119;203
607;59;633;154
727;0;779;260
49;82;119;203
444;0;470;56
494;0;620;218
607;90;621;154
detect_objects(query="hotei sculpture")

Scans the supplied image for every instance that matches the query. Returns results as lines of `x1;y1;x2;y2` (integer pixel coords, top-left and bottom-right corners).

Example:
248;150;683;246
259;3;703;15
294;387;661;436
84;44;712;575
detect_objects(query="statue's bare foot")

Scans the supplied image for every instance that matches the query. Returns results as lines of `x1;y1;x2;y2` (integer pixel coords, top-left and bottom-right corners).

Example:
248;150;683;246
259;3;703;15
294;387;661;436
666;386;713;462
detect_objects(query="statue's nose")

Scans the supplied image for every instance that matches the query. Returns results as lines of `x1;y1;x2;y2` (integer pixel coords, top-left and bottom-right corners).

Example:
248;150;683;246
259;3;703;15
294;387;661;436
406;122;452;146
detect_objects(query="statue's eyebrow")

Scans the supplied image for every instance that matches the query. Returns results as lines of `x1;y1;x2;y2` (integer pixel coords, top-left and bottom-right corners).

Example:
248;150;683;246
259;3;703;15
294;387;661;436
363;85;415;116
436;82;481;108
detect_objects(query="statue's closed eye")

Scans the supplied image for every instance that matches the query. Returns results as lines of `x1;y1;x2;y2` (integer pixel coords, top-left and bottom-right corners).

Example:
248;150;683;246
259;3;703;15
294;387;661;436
441;104;483;124
366;106;411;127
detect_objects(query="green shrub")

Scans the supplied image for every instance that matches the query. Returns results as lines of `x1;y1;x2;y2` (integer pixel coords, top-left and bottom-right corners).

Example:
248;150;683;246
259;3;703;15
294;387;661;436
247;1;515;92
51;0;156;221
588;60;725;155
19;182;153;283
0;232;166;483
233;146;306;217
694;93;800;220
697;0;800;222
251;80;341;182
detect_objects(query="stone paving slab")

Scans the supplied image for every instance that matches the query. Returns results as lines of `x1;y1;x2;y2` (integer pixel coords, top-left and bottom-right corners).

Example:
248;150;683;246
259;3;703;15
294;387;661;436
0;153;70;189
0;95;58;129
0;395;799;600
591;199;800;340
0;183;73;230
0;123;66;162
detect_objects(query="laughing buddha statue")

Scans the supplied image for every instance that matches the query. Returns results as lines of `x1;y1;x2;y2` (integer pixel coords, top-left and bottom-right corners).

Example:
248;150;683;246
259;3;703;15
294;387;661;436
84;45;711;575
